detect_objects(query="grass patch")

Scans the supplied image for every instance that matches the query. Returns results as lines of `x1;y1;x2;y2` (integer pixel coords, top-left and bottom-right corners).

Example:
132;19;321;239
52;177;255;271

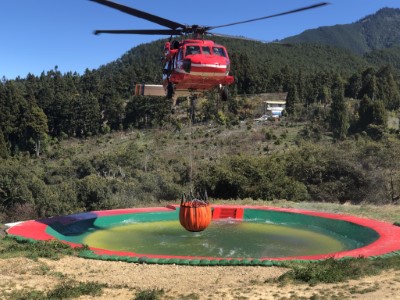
135;288;165;300
46;280;106;299
179;293;200;300
0;236;85;260
3;289;46;300
2;280;106;300
278;256;400;285
348;283;380;294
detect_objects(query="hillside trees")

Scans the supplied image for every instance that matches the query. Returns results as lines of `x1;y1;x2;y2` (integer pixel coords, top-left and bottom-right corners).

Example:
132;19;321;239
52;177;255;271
0;80;48;155
353;66;400;110
375;65;400;110
0;81;27;152
124;96;171;129
3;62;399;157
230;52;258;94
0;58;399;159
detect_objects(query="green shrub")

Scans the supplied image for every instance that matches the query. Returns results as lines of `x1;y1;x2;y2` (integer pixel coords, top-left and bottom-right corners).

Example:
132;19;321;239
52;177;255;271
135;288;165;300
285;143;370;203
46;280;106;299
195;155;308;201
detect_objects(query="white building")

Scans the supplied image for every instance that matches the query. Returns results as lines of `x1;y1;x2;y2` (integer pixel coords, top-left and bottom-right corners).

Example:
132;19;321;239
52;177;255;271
265;100;286;117
262;93;287;117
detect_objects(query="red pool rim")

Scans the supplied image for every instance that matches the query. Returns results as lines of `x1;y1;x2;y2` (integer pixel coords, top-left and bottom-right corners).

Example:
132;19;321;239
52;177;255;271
6;205;400;262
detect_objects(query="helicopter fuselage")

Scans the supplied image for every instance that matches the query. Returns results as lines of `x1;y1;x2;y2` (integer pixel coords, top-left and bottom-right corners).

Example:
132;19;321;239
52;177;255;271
162;39;234;94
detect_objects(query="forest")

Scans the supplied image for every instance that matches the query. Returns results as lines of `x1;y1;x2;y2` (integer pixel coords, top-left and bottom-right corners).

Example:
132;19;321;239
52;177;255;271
1;23;400;223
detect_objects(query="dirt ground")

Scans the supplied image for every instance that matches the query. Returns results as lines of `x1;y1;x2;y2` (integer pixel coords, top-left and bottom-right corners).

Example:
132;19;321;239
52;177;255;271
1;256;400;299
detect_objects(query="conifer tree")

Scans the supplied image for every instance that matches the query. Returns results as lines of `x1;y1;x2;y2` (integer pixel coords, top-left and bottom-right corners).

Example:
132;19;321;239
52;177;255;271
358;95;374;131
346;73;362;99
359;68;377;100
0;129;9;159
286;84;299;115
20;101;48;156
329;75;349;139
372;99;387;127
73;92;101;137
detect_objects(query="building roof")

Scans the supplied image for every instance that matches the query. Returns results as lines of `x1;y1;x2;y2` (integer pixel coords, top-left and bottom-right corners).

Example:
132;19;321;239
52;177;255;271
258;92;288;101
265;100;286;105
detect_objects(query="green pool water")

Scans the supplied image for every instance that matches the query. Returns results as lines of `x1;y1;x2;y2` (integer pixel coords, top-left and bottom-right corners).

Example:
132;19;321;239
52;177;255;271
82;219;356;258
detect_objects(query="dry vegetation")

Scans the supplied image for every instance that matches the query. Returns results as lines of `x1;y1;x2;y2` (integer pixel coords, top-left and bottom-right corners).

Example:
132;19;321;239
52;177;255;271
1;256;399;300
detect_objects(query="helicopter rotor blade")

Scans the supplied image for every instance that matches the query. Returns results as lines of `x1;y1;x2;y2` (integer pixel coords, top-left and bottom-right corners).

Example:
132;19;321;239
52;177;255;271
209;32;294;46
207;2;329;31
208;32;266;43
94;29;182;35
90;0;185;29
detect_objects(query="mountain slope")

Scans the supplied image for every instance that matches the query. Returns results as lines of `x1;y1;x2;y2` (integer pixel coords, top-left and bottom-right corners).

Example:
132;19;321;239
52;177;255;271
282;8;400;55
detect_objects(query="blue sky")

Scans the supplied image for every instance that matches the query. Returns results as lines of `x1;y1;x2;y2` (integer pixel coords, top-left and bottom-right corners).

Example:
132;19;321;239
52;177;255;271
1;0;399;79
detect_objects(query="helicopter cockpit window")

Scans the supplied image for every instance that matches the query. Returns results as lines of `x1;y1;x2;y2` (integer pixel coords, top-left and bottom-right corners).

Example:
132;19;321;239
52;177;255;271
202;46;211;55
185;46;201;56
212;47;226;57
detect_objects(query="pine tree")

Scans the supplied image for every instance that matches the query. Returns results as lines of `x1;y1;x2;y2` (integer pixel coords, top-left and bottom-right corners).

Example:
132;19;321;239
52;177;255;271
329;75;349;139
359;68;377;100
357;95;387;135
19;100;48;156
73;92;101;137
285;84;299;115
358;95;374;131
0;129;9;159
372;99;387;127
346;73;362;99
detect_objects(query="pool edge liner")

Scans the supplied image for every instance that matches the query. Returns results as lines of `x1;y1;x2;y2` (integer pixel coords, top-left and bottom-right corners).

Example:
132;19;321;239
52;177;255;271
6;205;400;264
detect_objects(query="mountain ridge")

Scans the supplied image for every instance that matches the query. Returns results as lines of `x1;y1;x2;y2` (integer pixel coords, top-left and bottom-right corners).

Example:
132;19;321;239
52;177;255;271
281;7;400;55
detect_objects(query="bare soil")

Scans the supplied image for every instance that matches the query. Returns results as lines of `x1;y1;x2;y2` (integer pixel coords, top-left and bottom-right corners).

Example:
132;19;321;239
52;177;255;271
1;256;400;299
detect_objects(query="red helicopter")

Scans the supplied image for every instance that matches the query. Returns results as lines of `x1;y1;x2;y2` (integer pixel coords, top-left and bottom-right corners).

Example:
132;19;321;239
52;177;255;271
90;0;328;101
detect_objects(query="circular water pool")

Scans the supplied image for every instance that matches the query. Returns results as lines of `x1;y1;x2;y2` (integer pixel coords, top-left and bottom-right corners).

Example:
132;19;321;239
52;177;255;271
85;220;350;258
6;205;400;265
